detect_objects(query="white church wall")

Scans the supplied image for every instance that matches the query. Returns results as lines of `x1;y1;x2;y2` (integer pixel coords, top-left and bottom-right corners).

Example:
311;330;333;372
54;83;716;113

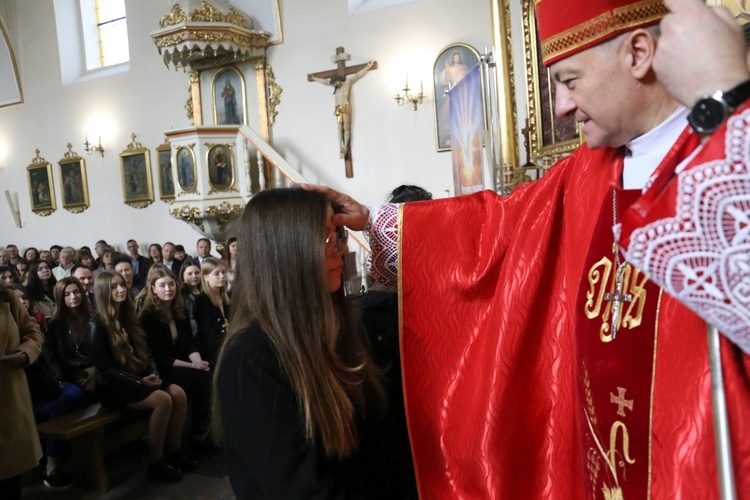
0;0;494;254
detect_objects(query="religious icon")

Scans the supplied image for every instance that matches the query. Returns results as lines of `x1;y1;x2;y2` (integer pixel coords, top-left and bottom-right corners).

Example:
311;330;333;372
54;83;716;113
119;134;154;209
58;145;90;213
433;43;480;152
176;146;197;192
212;67;246;126
207;144;234;191
156;140;175;201
26;151;56;216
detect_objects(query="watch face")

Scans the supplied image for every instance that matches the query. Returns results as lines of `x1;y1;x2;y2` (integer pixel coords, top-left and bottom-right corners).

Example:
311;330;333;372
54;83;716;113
689;97;728;134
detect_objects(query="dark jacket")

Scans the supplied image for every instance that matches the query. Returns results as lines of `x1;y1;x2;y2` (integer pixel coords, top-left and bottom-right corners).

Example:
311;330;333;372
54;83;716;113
47;316;95;384
193;292;228;365
131;255;151;279
139;306;198;378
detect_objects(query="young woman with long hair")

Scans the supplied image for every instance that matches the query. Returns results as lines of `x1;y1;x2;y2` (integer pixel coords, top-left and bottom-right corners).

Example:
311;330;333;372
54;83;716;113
26;260;57;318
23;247;39;263
179;262;202;337
139;266;212;438
47;278;95;392
149;243;163;265
91;271;192;482
213;188;391;498
220;237;237;292
74;249;97;271
193;258;229;366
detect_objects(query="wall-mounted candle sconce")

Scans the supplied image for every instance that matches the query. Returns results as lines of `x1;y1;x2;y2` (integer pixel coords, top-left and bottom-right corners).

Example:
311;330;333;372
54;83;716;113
83;132;105;157
394;75;424;111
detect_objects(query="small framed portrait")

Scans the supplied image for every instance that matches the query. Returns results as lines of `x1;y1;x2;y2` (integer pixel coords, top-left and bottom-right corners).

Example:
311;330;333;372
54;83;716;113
58;145;90;213
26;150;56;216
155;139;175;202
212;66;246;126
119;134;154;209
176;145;199;194
433;43;481;152
206;144;235;193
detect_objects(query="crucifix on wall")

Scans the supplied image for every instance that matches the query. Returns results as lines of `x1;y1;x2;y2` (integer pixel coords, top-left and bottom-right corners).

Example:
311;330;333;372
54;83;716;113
308;47;377;178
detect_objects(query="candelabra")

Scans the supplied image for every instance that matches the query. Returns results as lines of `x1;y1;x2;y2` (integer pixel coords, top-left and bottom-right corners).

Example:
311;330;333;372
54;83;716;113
394;77;424;111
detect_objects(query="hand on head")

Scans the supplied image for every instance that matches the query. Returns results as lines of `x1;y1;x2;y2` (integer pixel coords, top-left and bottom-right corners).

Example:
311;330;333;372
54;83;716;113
296;183;370;230
655;0;750;107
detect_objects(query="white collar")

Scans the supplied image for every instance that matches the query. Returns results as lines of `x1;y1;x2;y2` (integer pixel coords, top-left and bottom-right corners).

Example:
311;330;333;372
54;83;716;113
622;106;689;190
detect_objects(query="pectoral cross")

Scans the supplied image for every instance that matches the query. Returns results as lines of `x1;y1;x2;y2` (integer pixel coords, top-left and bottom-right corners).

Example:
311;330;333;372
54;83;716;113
604;261;632;340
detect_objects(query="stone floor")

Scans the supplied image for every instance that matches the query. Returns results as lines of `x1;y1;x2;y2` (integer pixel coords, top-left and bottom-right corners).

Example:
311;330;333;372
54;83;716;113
21;440;235;500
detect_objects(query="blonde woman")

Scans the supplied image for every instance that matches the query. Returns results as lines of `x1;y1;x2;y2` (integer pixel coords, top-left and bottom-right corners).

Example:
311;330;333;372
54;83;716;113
91;271;193;482
193;258;229;366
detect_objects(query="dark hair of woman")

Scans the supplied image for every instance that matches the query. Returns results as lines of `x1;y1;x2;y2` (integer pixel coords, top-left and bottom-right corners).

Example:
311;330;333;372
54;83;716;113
389;184;433;203
212;188;384;457
24;247;39;262
149;243;163;264
179;261;203;295
0;265;20;285
51;278;90;336
26;260;57;302
142;267;187;322
94;271;149;374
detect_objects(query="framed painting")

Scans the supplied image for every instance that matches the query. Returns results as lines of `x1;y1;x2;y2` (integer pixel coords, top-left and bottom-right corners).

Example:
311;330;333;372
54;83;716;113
119;134;154;209
522;0;582;159
156;138;175;202
206;143;235;193
212;66;246;126
26;150;56;216
176;145;199;195
433;43;481;152
58;144;90;213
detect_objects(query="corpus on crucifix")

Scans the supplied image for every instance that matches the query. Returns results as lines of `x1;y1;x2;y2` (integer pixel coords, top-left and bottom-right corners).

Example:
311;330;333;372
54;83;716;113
308;47;377;178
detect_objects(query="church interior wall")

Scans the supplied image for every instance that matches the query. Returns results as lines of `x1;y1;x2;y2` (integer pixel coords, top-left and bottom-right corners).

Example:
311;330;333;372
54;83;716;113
0;0;500;253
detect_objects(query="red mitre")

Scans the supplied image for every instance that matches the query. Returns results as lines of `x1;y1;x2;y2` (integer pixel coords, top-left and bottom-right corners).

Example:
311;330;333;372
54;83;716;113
535;0;668;66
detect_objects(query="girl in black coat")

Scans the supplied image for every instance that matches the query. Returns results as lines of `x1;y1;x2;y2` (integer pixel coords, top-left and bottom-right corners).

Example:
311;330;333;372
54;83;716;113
193;258;229;366
139;266;211;437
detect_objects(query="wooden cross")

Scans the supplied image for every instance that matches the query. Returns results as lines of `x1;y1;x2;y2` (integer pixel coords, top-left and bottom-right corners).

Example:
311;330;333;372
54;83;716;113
308;47;377;178
610;387;634;417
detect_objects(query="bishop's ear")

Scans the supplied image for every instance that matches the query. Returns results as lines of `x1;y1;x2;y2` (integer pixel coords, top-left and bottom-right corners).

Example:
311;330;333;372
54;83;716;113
623;28;658;80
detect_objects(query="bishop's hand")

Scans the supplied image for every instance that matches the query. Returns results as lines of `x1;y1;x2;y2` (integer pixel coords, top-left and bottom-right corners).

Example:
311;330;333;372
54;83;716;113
297;183;370;230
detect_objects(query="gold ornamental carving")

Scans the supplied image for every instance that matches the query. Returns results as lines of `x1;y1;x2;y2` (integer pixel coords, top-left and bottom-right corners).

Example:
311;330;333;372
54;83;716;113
159;5;187;28
171;205;205;231
159;3;252;30
205;202;244;231
267;65;282;124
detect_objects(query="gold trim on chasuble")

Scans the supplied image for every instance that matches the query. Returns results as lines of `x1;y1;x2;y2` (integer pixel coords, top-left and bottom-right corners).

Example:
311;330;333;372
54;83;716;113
539;0;667;63
585;259;648;342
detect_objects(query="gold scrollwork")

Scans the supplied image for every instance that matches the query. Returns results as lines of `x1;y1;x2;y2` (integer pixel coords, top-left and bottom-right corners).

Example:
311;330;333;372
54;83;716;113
157;33;186;48
585;258;648;342
159;5;187;28
171;206;204;231
266;65;282;124
189;3;252;29
204;202;244;232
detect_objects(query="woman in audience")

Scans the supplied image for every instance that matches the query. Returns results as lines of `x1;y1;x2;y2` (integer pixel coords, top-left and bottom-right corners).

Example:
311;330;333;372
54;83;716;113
91;271;192;482
26;260;57;318
7;284;48;332
94;247;115;277
48;277;96;393
24;247;39;263
149;243;163;265
140;267;212;438
193;258;229;366
221;237;237;293
75;250;97;271
213;188;392;498
179;262;202;337
0;266;20;285
0;283;44;500
14;259;29;285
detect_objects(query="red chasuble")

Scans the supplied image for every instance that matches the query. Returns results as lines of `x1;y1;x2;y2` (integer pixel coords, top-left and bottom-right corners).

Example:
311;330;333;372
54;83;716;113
398;139;750;498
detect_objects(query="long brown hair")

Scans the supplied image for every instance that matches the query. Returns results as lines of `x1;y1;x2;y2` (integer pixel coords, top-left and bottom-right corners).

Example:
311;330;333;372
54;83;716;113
94;271;149;373
51;277;90;336
140;266;186;321
200;258;229;308
212;188;383;457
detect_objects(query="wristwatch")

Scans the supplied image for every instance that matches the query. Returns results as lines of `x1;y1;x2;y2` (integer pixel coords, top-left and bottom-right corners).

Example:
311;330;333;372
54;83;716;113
688;79;750;134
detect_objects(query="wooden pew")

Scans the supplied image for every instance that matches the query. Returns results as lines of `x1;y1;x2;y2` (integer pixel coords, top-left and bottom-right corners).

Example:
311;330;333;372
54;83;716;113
37;403;150;492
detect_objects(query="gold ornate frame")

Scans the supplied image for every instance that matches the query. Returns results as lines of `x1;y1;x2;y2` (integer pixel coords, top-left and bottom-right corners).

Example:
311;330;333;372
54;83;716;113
212;66;247;126
155;138;176;202
521;0;582;159
176;144;200;195
119;134;154;209
490;0;519;176
26;150;56;216
58;144;90;213
205;142;237;194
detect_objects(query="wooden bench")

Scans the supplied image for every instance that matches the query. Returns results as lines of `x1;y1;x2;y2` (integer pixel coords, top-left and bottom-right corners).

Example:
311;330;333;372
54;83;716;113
37;403;150;492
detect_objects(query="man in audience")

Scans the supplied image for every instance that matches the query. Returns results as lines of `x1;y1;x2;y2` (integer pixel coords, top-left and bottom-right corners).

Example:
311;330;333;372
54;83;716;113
191;238;213;267
52;247;75;280
94;240;108;267
39;250;54;267
71;264;95;311
0;248;9;267
126;239;151;279
49;245;62;267
6;245;19;267
161;242;182;275
113;255;145;299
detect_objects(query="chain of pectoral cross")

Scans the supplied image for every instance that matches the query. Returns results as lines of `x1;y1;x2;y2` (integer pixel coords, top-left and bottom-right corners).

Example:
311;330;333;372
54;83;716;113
603;188;633;340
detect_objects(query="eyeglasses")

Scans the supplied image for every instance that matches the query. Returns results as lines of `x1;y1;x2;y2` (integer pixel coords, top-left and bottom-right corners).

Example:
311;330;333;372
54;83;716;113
325;226;348;256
